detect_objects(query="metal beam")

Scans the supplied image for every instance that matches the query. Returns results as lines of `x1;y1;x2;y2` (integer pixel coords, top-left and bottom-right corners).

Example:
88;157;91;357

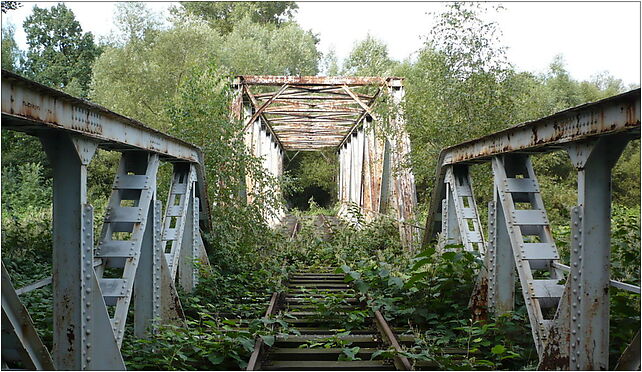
1;69;212;233
237;75;386;86
243;84;289;130
2;70;202;163
2;262;55;370
566;135;629;370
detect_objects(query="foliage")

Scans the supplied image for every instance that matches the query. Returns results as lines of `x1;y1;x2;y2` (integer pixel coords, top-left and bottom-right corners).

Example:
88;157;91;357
337;245;538;369
2;258;53;349
1;23;21;71
1;163;53;260
343;33;397;76
302;290;369;329
2;3;639;371
22;3;101;97
178;1;298;35
91;7;320;128
401;3;516;198
1;1;21;13
285;151;337;209
123;314;262;370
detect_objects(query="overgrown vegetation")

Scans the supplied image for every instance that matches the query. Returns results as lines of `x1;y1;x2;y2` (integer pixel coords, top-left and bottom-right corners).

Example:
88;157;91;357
1;2;639;371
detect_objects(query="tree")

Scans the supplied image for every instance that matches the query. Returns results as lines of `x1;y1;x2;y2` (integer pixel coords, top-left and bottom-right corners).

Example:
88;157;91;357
111;2;162;46
321;47;340;76
1;23;21;71
402;3;517;195
91;11;320;127
343;34;395;76
22;3;101;97
179;1;298;35
1;1;21;13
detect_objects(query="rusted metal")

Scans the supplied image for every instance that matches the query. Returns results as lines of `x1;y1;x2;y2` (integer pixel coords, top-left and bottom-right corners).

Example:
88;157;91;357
246;291;281;371
242;84;286;151
238;75;386;86
1;69;212;232
424;88;641;245
469;274;489;322
1;70;201;163
241;80;379;151
342;85;375;116
373;309;414;370
243;84;289;130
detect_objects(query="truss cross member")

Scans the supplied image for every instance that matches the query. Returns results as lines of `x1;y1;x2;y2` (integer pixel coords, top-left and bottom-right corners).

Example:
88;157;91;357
492;154;564;357
439;165;485;253
1;262;54;370
564;135;629;370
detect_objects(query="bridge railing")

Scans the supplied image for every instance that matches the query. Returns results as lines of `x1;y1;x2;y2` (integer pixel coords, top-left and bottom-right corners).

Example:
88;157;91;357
422;88;641;370
1;70;212;370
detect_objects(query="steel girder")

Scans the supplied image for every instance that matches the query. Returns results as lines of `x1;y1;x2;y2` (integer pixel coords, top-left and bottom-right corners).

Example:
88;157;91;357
425;89;640;369
1;71;213;370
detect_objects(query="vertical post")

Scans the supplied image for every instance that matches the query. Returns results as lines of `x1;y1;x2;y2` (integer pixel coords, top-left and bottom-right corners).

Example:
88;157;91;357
486;201;497;312
491;186;515;315
178;180;196;293
566;135;628;370
40;134;97;370
134;196;160;338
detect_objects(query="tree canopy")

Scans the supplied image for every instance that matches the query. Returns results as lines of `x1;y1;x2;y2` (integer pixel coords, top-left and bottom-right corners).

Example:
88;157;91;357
22;3;101;97
179;1;298;34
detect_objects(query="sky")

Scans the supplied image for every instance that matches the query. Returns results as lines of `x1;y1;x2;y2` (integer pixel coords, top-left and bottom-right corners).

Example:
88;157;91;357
2;1;640;85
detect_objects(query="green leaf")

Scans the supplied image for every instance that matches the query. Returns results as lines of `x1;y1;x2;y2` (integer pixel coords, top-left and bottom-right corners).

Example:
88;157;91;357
261;335;275;347
207;353;225;365
491;344;506;355
415;247;436;258
388;276;404;288
441;251;457;261
411;258;431;271
404;271;429;288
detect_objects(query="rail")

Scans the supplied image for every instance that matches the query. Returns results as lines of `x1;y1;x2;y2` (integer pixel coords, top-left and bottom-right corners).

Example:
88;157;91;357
551;262;640;294
246;292;282;371
373;309;413;370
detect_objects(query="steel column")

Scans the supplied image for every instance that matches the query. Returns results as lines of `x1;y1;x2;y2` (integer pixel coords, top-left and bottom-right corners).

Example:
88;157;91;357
41;133;125;370
566;135;629;370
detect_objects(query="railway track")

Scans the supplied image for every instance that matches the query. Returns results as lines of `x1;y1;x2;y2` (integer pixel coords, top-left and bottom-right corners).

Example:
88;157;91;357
248;267;412;370
250;214;463;370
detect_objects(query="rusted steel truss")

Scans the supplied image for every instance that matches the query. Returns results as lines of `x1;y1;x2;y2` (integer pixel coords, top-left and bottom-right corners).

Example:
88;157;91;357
1;70;212;370
421;88;641;370
233;76;418;247
234;75;390;151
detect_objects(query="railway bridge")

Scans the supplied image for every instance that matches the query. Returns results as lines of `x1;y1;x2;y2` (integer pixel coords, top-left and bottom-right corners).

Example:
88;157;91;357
1;69;640;370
